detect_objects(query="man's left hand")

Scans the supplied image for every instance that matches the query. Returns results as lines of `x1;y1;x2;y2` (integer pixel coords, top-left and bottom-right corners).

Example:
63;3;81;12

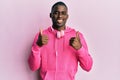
69;31;82;50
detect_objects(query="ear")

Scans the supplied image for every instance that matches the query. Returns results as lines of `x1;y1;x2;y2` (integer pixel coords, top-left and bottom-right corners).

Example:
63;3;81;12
50;13;52;18
67;14;69;19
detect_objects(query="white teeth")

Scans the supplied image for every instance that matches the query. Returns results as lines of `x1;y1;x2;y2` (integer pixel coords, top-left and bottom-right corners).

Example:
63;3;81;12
57;20;63;23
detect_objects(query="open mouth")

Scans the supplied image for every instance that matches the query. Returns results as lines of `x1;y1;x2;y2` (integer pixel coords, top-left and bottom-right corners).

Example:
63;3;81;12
57;19;63;24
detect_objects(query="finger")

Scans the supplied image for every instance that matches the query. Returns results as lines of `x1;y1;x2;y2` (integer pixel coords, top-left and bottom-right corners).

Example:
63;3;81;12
76;31;80;41
74;38;78;42
40;28;42;35
43;38;49;41
42;40;48;45
73;41;78;45
42;36;48;40
76;31;80;40
72;43;76;47
42;38;48;42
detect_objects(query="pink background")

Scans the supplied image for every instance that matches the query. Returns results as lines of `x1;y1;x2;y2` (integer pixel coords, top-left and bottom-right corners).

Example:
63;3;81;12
0;0;120;80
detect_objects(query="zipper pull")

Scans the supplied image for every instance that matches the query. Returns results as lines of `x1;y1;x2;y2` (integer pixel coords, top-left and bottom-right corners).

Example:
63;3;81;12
56;51;58;56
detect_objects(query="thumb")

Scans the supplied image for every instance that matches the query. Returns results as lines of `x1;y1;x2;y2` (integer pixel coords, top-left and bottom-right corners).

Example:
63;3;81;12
39;28;42;36
76;31;80;40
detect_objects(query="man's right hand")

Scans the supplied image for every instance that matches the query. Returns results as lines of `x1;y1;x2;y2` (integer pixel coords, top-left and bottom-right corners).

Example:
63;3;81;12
36;29;49;47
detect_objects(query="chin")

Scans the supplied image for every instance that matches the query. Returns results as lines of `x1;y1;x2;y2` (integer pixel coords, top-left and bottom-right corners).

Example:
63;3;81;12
57;23;65;27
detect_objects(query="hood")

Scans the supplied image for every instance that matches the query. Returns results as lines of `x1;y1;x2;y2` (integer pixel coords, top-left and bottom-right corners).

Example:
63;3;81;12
47;26;75;34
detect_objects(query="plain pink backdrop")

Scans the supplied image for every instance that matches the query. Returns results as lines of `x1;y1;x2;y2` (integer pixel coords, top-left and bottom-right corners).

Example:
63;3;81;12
0;0;120;80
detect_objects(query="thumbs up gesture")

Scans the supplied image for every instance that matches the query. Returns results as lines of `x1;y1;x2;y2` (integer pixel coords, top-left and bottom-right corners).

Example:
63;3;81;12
69;31;82;50
36;29;49;47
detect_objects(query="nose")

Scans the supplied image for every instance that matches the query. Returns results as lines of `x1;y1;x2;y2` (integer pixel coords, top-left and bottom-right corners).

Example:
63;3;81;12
58;13;62;18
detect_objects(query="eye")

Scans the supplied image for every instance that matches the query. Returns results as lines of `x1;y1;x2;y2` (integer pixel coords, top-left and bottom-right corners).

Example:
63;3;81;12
62;12;67;15
53;11;58;15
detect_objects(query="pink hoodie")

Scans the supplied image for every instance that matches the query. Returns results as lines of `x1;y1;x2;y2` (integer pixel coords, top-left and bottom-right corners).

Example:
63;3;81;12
28;27;93;80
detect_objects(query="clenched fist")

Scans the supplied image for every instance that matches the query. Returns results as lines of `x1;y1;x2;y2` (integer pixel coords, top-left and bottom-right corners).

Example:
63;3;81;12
69;31;82;50
36;29;49;47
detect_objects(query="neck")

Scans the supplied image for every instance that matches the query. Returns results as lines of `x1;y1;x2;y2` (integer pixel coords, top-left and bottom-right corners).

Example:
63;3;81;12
52;26;65;31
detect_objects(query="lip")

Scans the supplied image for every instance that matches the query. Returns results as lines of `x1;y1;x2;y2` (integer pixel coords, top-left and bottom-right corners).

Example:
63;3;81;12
56;19;63;24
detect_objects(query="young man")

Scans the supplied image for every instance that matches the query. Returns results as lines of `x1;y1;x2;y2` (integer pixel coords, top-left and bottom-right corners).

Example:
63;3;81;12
28;1;93;80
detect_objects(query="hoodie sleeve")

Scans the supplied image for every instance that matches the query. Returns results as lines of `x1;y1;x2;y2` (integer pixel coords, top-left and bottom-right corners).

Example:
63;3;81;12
28;33;41;71
77;33;93;72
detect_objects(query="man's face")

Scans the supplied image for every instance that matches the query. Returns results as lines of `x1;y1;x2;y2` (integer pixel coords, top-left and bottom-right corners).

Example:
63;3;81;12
50;5;68;29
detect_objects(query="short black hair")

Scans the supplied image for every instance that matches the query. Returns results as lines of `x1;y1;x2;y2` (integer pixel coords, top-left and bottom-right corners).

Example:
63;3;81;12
51;1;68;12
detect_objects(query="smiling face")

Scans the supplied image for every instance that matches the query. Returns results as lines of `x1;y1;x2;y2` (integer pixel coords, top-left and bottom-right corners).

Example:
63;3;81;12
50;5;68;31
